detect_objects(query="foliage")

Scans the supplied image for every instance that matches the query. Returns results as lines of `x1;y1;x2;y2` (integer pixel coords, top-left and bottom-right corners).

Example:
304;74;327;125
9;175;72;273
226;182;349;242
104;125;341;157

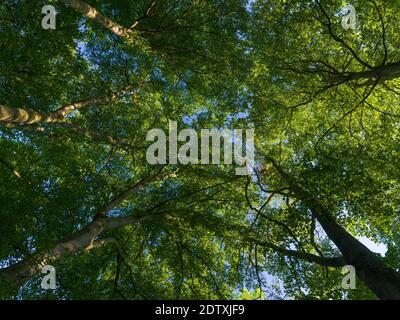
0;0;399;300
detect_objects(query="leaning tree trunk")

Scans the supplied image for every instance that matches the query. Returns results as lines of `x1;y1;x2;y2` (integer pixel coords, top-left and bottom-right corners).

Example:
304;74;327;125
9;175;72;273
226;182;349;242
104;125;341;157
314;208;400;299
0;214;154;295
331;61;400;86
0;86;129;126
60;0;132;38
267;157;400;299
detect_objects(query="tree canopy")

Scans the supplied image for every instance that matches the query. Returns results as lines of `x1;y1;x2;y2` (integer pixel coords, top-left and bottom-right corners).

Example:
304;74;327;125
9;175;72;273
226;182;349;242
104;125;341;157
0;0;400;300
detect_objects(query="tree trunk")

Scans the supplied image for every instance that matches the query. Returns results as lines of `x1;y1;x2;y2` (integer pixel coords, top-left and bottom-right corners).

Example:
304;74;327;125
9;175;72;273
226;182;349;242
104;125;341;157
0;89;126;125
332;61;400;85
265;157;400;299
0;104;64;124
316;213;400;300
0;214;155;294
60;0;131;38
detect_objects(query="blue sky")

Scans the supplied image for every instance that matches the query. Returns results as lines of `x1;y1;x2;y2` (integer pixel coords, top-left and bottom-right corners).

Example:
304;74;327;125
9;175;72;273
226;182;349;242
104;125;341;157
358;236;387;256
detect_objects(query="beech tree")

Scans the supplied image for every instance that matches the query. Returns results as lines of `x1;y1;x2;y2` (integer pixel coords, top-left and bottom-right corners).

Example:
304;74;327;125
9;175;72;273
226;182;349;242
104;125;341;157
246;0;400;299
0;0;399;300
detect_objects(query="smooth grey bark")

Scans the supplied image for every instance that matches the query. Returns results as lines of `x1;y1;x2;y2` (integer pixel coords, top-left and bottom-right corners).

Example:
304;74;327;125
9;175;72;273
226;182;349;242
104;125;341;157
266;156;400;299
316;213;400;300
0;87;130;125
60;0;132;38
297;188;400;299
0;214;157;294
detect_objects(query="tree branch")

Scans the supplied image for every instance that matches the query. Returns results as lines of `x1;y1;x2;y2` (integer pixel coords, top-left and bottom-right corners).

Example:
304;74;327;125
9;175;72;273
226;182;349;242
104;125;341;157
60;0;132;38
0;85;131;125
247;236;346;267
